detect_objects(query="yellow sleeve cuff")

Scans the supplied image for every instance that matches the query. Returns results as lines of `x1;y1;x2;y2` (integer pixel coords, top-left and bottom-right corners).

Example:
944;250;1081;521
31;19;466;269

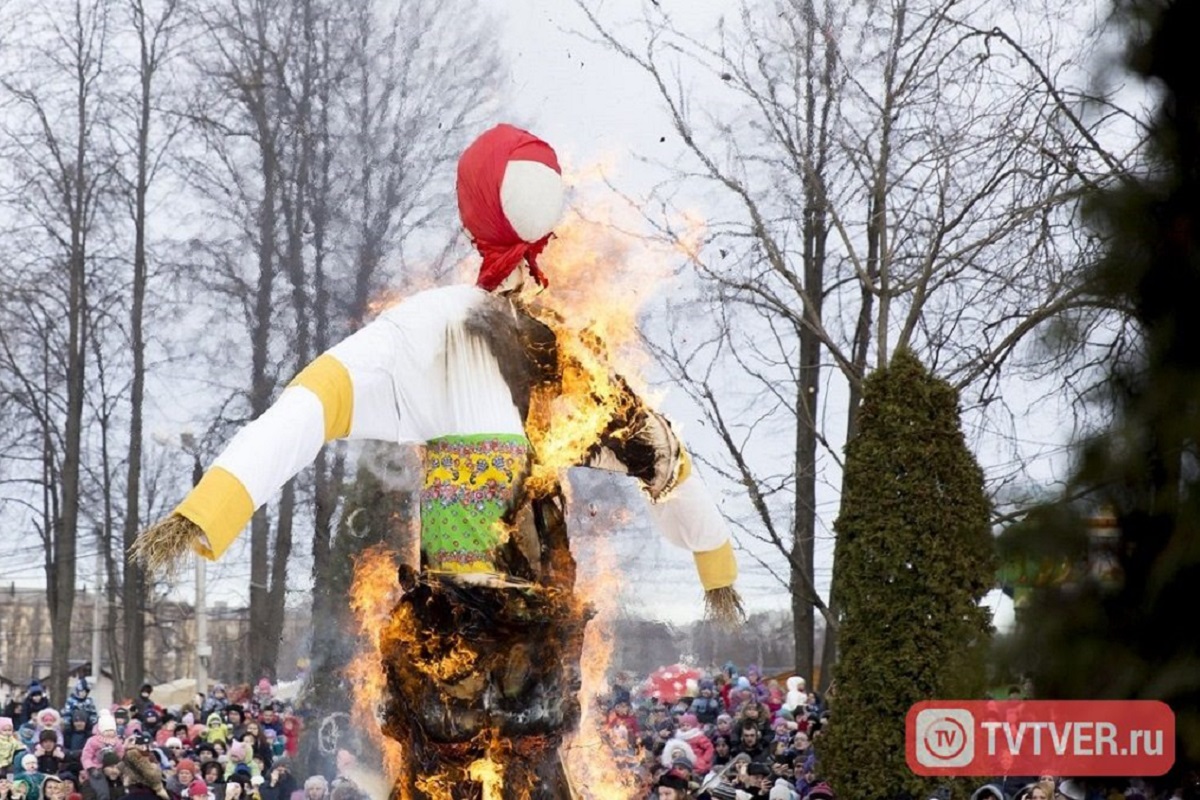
175;467;255;560
693;539;737;591
288;353;354;441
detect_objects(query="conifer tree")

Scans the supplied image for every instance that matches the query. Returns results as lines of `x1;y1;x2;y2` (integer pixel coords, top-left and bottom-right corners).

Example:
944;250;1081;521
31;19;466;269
822;349;994;799
1007;0;1200;778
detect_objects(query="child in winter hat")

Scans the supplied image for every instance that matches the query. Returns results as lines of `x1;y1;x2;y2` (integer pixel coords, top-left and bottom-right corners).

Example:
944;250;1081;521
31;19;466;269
0;719;19;770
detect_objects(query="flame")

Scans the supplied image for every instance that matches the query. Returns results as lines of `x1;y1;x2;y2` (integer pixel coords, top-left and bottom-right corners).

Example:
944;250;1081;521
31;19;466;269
345;169;700;799
561;535;645;800
520;188;694;498
347;546;407;792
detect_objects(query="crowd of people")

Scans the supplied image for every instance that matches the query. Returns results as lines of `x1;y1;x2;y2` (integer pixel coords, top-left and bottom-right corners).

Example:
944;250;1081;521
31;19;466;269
0;667;1191;800
0;678;359;800
599;662;1189;800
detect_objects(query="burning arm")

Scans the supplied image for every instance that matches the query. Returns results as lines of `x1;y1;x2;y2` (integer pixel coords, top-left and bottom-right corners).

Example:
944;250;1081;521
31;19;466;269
582;375;744;624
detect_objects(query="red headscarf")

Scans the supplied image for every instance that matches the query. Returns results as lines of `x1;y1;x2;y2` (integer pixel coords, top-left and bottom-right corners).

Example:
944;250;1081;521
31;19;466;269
457;124;562;291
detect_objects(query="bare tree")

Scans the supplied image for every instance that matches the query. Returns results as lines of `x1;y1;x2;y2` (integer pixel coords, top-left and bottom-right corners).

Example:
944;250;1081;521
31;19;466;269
576;0;1141;681
0;0;118;701
179;0;503;679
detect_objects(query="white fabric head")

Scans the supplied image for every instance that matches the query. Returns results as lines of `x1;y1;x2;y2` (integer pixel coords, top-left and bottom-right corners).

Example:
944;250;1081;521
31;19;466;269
500;160;564;242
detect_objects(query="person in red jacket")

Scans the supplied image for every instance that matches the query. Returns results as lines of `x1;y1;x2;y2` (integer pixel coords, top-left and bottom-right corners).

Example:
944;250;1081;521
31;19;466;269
669;714;713;775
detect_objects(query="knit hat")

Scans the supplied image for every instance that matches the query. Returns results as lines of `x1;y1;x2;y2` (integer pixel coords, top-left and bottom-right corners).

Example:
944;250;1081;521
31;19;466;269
71;708;89;723
20;754;38;772
165;737;183;750
808;782;835;800
177;759;198;775
123;749;169;800
28;681;44;696
671;756;694;773
770;778;797;800
74;678;90;696
97;712;117;734
656;772;690;791
101;750;121;768
227;741;247;762
678;714;699;728
457;124;564;292
0;717;12;732
187;779;209;798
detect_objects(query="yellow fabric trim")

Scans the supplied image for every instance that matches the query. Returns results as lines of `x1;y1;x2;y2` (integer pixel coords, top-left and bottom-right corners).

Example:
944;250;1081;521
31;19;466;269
175;467;255;561
676;446;692;485
288;354;353;441
693;539;737;591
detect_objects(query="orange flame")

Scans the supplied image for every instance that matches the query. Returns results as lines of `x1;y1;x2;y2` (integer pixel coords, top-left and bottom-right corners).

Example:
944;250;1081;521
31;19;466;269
560;524;644;800
346;546;407;793
347;170;698;799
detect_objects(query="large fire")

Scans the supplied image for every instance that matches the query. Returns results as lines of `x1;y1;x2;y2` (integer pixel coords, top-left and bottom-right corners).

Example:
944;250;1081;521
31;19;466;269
346;174;703;799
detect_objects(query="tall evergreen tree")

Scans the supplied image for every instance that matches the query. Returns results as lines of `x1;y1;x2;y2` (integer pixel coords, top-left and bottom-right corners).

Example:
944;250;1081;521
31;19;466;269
1006;0;1200;778
822;349;994;799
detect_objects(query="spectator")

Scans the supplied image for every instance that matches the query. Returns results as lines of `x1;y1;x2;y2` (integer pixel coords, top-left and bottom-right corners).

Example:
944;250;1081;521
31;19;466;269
656;771;692;800
80;715;123;774
20;686;50;730
202;717;227;749
201;689;226;719
131;688;155;722
120;750;167;800
710;736;732;772
109;713;129;742
32;714;59;745
782;678;806;715
732;722;769;764
0;720;21;772
186;780;209;800
199;764;223;800
53;775;75;799
166;760;198;797
38;776;64;800
0;771;13;800
257;763;294;800
193;745;215;768
689;681;722;726
256;709;281;741
669;715;713;775
300;777;326;800
81;751;124;800
62;713;89;766
223;710;245;744
136;712;159;743
32;732;63;777
806;782;834;800
15;754;43;800
277;718;300;761
60;684;96;731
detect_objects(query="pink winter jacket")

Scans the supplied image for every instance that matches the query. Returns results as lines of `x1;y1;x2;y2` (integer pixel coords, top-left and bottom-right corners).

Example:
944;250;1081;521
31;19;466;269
80;732;125;771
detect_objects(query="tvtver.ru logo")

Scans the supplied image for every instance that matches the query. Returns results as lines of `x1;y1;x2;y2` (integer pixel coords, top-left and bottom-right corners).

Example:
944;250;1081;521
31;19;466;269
913;708;975;768
906;700;1175;777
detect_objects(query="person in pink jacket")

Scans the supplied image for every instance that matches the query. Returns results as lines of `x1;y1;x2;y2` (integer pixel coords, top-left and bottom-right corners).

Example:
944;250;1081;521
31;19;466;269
671;714;714;775
79;713;125;773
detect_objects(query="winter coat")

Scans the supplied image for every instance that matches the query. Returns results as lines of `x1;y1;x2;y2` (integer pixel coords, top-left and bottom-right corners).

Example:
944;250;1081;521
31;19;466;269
82;771;127;800
689;695;723;725
81;734;125;772
674;729;714;774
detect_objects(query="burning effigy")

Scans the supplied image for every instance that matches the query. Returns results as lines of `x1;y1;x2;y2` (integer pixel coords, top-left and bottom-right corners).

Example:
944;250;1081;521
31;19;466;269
134;124;742;799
